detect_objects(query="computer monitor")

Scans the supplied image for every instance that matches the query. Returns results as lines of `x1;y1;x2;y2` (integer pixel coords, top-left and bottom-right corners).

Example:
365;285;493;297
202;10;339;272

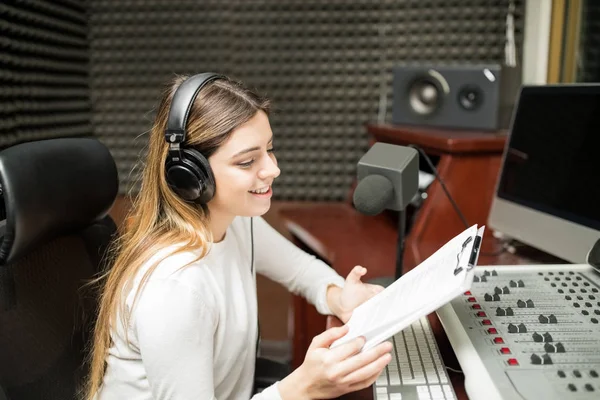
488;84;600;264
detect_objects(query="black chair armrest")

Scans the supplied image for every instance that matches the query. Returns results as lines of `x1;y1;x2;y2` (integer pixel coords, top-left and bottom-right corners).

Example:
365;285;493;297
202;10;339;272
253;357;291;393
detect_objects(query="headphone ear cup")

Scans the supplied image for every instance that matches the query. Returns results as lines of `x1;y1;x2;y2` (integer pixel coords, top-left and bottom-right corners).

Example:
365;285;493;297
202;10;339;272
185;148;216;204
165;149;215;204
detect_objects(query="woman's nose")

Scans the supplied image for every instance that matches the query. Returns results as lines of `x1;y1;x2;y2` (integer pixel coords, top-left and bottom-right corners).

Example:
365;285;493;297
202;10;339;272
259;156;280;180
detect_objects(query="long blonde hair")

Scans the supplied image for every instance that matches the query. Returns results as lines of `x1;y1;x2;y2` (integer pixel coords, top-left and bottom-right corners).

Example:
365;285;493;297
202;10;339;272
84;75;270;399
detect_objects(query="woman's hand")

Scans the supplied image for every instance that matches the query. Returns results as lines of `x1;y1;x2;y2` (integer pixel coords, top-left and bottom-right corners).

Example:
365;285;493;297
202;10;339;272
327;266;385;323
277;325;392;400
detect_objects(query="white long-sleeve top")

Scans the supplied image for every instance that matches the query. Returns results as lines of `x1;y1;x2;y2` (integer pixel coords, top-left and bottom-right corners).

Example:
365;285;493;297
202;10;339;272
97;216;346;400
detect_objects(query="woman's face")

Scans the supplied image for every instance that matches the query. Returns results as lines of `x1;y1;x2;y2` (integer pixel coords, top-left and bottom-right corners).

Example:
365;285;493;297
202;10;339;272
207;110;280;218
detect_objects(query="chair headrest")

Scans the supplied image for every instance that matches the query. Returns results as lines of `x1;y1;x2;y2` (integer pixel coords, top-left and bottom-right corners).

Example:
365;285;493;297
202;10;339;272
0;138;119;265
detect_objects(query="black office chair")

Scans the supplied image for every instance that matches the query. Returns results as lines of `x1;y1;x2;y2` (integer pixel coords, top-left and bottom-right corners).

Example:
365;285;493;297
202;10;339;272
0;138;118;400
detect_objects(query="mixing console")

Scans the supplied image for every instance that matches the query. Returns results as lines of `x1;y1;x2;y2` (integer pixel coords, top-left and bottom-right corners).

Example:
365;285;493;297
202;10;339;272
437;264;600;400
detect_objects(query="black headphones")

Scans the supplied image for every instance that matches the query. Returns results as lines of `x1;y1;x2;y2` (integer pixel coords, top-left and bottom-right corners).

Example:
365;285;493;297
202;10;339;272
164;73;225;204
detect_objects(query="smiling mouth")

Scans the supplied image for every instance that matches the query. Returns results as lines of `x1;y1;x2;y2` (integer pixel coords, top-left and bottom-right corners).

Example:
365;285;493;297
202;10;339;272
249;186;270;194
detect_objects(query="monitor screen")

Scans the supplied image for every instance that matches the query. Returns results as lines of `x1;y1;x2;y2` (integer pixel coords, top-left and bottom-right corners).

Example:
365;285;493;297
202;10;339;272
489;84;600;264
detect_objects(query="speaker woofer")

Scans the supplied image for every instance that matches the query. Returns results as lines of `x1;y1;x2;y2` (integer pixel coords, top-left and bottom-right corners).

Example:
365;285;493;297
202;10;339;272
407;77;444;116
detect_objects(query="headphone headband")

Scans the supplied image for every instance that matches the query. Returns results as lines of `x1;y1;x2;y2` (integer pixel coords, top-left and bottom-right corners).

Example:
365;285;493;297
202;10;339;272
165;72;225;145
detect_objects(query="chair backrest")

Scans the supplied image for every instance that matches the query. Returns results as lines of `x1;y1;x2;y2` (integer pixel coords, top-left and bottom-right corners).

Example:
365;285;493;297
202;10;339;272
0;138;118;400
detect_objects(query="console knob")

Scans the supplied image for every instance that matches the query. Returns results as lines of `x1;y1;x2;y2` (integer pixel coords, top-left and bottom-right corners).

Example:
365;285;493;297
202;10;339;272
507;323;518;333
484;293;493;301
532;332;543;342
542;354;553;364
493;293;501;301
517;299;526;308
502;286;510;294
474;275;480;282
509;280;517;288
548;314;557;324
544;343;555;353
530;353;542;364
506;307;514;316
518;323;527;333
538;314;549;324
555;342;566;353
526;299;535;308
496;307;506;316
543;332;553;342
494;286;502;294
518;280;525;287
481;276;487;282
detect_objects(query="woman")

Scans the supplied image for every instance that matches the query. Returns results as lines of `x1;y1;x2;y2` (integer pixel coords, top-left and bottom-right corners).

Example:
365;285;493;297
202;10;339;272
86;73;392;400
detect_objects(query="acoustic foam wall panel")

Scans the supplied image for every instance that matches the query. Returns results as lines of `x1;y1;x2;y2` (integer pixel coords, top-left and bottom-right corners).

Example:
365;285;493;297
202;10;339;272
0;0;91;149
89;0;231;194
89;0;524;200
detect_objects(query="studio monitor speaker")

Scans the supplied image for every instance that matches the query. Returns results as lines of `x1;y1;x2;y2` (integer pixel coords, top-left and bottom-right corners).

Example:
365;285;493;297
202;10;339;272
391;64;521;131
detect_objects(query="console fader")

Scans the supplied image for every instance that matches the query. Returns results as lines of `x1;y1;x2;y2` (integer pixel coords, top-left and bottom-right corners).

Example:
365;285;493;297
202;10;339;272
437;264;600;400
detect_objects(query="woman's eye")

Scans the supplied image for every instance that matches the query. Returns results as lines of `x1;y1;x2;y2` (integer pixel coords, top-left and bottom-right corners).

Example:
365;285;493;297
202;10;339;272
238;159;255;168
238;149;274;167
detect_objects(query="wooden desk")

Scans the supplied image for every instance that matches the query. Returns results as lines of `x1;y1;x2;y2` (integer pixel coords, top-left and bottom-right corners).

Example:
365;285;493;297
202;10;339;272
279;124;536;399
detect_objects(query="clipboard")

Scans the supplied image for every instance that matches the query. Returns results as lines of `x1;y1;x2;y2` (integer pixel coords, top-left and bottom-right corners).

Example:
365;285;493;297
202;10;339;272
330;225;485;352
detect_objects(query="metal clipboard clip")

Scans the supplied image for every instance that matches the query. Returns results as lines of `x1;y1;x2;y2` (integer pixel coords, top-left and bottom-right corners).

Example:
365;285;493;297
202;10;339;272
453;235;482;276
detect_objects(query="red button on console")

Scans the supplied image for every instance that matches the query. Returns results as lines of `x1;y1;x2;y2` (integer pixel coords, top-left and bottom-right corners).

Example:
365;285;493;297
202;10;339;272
477;311;487;317
472;304;482;309
487;328;498;334
482;319;492;325
493;337;505;344
507;358;519;366
500;347;511;354
468;297;476;302
464;291;472;296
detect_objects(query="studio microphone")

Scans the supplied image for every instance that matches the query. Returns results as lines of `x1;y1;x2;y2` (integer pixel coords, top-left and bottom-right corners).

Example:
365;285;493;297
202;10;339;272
353;143;419;215
353;175;394;216
352;142;419;285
